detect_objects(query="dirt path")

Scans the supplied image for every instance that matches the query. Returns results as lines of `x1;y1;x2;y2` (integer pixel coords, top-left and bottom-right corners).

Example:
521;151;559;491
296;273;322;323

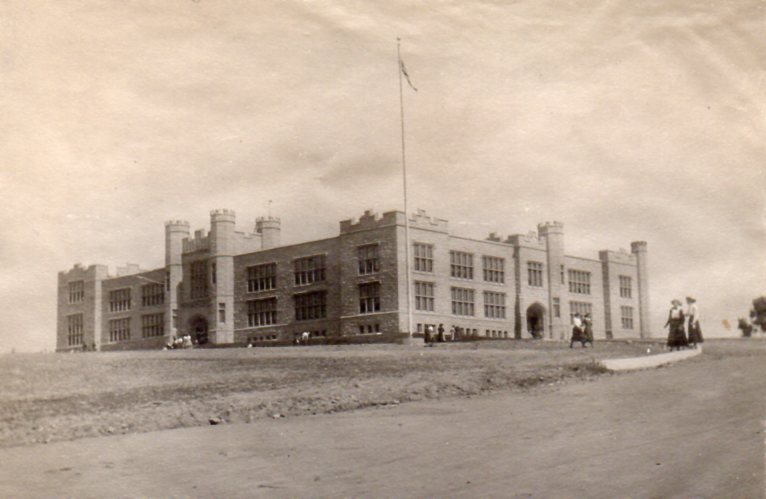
1;350;764;498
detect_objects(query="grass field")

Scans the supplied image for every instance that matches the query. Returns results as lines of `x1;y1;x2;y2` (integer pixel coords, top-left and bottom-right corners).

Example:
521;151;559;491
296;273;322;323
0;340;662;448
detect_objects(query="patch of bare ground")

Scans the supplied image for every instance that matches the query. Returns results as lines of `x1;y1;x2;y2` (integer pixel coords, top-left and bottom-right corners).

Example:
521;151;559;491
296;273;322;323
0;340;659;448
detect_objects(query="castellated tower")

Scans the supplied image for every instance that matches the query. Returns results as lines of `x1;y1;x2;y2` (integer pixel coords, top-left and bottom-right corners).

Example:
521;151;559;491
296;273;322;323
538;221;566;340
631;241;650;338
209;209;236;344
164;220;190;339
256;216;281;249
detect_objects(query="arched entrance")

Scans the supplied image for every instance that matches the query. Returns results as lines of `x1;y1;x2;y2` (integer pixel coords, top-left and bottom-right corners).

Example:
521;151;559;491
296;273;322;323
189;315;209;345
526;303;546;339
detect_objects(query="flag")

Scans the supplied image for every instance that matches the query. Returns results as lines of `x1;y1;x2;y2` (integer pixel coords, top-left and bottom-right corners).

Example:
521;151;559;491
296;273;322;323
400;59;418;92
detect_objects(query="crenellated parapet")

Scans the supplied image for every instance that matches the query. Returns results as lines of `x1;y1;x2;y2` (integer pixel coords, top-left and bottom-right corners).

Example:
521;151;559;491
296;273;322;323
59;263;109;279
339;209;402;234
408;209;449;233
630;241;648;253
210;209;236;223
164;220;190;231
537;220;564;236
233;230;263;254
486;232;502;242
183;229;209;253
599;248;637;265
506;231;546;250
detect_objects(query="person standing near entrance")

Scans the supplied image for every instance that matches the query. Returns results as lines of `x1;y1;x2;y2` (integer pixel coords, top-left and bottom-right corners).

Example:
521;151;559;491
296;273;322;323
686;296;704;348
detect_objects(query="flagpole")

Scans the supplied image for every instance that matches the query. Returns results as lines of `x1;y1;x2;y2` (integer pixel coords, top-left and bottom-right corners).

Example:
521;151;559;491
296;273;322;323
397;37;414;339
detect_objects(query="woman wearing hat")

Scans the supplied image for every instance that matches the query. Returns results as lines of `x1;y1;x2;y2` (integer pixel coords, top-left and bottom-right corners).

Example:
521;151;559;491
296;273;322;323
664;299;688;350
686;297;704;348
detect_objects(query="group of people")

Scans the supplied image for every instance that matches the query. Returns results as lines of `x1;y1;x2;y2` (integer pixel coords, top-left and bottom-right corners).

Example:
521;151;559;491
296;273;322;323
665;296;704;350
165;334;194;350
570;313;594;348
424;324;450;345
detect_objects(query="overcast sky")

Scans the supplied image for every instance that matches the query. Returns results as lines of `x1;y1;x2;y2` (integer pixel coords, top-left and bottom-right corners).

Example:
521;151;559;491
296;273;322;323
1;0;764;352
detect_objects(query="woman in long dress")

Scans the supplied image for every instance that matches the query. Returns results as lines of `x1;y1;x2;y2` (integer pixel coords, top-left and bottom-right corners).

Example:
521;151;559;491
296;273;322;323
686;296;704;347
664;299;688;350
583;313;594;347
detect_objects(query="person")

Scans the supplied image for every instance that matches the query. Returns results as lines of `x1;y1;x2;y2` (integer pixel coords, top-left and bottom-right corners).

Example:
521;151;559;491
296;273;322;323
301;331;310;346
583;313;594;347
570;313;585;348
426;324;435;346
449;325;456;342
437;324;445;343
664;299;688;350
686;296;704;348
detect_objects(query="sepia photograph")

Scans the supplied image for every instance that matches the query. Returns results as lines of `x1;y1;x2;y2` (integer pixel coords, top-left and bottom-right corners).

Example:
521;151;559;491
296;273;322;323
1;1;764;497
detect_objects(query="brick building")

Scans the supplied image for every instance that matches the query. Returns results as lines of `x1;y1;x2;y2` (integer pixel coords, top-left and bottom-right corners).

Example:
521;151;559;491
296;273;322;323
56;208;649;351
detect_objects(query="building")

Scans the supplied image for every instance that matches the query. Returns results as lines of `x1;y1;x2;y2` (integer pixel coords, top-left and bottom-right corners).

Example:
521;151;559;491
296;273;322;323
56;208;649;351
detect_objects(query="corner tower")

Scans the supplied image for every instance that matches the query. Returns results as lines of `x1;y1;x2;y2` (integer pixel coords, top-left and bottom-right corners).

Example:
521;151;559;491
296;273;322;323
631;241;650;338
256;216;281;249
209;209;236;344
165;220;190;339
538;221;565;340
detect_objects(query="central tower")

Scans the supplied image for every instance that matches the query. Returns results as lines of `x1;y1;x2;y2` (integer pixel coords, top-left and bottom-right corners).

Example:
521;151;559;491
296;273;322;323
209;209;236;344
538;221;566;340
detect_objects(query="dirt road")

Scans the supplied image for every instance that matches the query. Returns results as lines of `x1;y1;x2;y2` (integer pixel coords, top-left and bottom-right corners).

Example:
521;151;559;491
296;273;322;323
1;347;764;498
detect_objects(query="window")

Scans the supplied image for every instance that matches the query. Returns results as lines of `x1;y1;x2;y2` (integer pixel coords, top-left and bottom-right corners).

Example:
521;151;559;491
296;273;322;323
108;318;131;342
568;270;591;294
68;281;84;304
527;261;543;287
619;275;632;298
484;291;506;319
109;288;131;312
247;263;277;292
166;271;170;291
357;323;381;335
211;263;217;285
451;287;475;316
569;301;592;321
450;251;473;279
141;313;164;338
357;244;380;275
294;255;326;285
141;283;164;307
482;256;505;283
553;297;561;318
413;243;434;272
561;265;565;284
294;291;327;321
359;282;381;314
190;261;208;299
248;298;277;327
414;281;435;311
67;314;83;346
218;303;226;323
621;306;634;329
172;309;178;329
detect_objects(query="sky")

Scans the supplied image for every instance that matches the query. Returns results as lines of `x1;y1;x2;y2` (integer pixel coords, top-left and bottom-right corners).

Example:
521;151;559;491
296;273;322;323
1;0;764;352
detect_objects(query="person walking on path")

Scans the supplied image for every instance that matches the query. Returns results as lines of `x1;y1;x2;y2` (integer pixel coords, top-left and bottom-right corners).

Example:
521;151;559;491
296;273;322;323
686;296;704;348
664;299;688;350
